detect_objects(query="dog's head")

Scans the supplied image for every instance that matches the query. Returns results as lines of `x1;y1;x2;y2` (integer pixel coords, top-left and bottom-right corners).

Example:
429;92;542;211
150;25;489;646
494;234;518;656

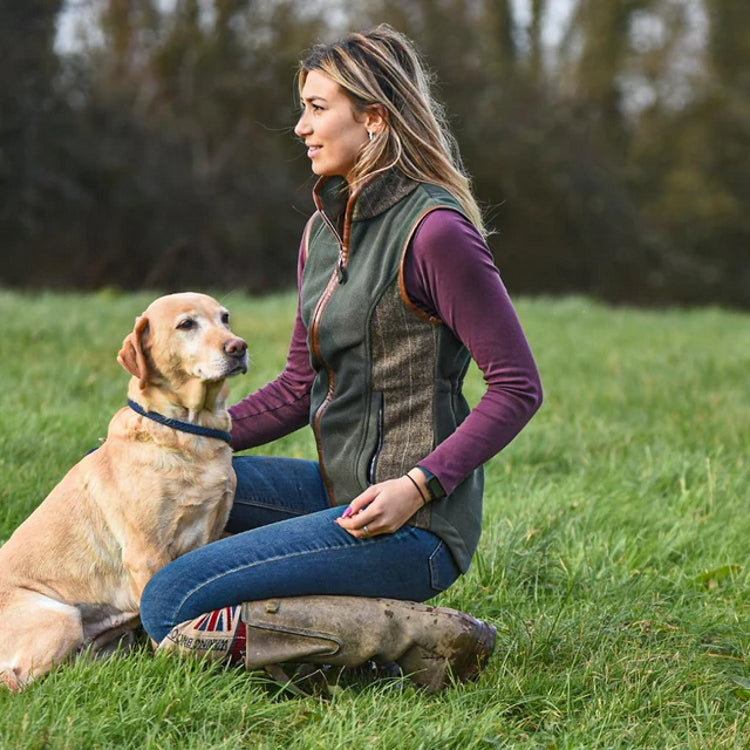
117;293;248;393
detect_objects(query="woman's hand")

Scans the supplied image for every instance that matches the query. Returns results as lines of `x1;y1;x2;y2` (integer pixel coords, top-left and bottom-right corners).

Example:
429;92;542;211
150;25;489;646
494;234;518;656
334;471;428;538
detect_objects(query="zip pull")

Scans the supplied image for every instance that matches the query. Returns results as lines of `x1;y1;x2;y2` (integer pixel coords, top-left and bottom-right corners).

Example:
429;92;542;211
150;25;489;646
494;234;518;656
337;254;348;284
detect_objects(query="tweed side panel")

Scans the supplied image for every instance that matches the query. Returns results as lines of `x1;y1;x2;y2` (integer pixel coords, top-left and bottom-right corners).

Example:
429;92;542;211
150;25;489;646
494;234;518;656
370;282;437;527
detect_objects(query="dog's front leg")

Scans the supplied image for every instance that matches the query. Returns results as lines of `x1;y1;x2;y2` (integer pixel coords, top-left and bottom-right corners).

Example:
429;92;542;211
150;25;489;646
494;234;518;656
207;488;236;543
122;544;172;604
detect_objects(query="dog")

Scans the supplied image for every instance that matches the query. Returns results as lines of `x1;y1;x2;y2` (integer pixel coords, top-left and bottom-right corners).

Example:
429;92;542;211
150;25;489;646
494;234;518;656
0;292;248;690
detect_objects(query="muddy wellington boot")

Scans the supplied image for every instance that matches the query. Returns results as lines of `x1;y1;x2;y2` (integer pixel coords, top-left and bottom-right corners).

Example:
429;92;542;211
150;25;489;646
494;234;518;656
159;595;497;692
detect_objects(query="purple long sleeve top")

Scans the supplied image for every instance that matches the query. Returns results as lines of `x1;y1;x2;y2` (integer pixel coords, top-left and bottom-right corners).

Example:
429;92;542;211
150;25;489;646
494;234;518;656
229;208;543;495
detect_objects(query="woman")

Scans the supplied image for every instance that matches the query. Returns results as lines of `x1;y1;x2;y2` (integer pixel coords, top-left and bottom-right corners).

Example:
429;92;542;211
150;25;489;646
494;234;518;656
140;24;542;691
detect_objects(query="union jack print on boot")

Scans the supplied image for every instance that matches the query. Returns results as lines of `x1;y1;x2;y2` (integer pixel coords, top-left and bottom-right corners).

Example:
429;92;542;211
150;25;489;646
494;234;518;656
159;605;247;665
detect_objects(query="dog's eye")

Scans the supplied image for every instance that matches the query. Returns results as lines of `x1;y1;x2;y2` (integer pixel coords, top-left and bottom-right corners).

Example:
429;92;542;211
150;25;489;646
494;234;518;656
221;312;230;326
177;318;196;330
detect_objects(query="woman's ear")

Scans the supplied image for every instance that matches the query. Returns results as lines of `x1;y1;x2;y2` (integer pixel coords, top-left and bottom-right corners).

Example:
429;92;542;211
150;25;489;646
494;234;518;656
365;104;388;135
117;315;151;390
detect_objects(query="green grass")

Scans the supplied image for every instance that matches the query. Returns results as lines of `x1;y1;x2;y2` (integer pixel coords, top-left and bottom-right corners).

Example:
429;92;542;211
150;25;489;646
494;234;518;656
0;289;748;749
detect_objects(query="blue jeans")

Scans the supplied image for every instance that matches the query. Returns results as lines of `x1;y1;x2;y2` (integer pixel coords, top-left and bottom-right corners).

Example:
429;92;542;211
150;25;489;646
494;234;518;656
140;456;461;643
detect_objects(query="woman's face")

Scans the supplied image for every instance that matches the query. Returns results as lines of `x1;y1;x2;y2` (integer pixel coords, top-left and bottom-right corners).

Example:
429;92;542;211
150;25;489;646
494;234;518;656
295;70;370;183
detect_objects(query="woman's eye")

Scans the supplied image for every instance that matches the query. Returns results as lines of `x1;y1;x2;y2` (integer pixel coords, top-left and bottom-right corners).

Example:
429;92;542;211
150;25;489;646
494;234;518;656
177;319;195;330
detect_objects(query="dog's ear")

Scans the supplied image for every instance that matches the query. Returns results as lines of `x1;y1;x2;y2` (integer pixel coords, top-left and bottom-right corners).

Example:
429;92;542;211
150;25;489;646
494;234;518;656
117;315;151;390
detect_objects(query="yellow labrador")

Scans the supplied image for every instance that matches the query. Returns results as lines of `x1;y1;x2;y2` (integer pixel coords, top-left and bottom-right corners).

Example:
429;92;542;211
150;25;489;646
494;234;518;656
0;293;247;690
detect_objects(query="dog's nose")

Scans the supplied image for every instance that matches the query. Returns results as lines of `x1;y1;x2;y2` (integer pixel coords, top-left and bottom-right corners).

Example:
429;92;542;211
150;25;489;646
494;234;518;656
224;337;248;357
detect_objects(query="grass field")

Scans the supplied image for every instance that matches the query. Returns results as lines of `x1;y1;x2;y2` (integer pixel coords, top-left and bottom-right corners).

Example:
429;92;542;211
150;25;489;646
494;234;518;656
0;289;748;749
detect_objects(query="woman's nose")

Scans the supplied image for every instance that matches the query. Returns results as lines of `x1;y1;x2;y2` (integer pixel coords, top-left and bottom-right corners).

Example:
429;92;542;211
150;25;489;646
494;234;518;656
294;112;311;138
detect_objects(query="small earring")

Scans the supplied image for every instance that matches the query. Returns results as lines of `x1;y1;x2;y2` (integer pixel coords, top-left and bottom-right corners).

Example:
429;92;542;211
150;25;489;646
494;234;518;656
368;131;374;141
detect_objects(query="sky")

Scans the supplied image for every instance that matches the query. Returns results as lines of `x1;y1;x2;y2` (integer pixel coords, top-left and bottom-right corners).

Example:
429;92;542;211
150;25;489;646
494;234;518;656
54;0;579;54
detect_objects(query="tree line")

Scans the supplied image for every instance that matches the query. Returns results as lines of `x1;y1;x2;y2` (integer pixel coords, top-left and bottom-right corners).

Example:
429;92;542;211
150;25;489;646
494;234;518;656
1;0;748;307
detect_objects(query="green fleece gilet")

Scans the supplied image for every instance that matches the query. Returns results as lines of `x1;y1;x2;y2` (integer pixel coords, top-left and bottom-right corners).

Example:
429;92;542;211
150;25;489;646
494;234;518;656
300;169;483;572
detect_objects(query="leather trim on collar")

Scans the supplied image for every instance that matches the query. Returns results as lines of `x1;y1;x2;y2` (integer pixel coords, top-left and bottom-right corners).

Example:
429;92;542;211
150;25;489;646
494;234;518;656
313;170;420;224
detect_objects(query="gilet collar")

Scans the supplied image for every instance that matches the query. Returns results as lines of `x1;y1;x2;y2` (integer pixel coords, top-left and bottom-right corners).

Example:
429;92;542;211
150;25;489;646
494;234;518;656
311;169;419;282
313;169;419;225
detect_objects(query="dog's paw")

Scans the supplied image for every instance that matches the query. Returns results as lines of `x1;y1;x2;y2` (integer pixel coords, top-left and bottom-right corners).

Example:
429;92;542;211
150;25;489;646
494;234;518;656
0;668;24;692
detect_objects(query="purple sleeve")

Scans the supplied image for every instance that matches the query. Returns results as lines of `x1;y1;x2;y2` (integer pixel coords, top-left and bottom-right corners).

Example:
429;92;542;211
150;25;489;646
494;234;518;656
228;245;314;450
405;209;543;495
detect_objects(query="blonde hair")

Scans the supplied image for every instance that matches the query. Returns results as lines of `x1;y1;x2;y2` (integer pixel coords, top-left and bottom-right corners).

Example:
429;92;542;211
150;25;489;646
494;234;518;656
298;24;486;236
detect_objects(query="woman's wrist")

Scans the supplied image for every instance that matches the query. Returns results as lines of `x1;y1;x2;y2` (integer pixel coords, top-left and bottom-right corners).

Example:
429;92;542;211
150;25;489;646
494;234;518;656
409;466;447;502
404;471;429;507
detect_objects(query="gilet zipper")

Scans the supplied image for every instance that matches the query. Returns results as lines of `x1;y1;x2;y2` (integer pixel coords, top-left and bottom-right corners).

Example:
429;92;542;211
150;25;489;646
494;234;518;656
307;179;370;502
